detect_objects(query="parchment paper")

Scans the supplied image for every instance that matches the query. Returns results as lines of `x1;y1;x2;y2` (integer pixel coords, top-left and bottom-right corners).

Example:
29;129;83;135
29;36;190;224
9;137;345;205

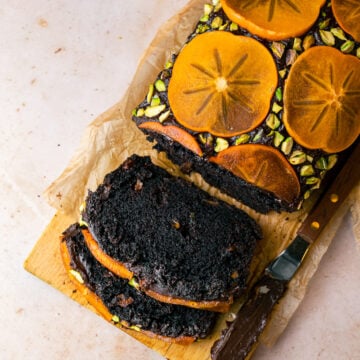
44;0;360;348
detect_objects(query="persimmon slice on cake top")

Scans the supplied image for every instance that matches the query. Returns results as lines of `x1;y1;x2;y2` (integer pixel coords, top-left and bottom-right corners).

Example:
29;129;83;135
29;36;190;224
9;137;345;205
220;0;326;40
283;46;360;153
168;31;277;138
332;0;360;42
210;144;300;205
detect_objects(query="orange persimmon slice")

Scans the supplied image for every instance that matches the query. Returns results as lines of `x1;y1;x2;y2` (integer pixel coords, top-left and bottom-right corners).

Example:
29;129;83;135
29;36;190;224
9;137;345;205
139;121;203;156
333;0;360;42
221;0;325;40
209;144;300;204
168;31;277;137
283;46;360;153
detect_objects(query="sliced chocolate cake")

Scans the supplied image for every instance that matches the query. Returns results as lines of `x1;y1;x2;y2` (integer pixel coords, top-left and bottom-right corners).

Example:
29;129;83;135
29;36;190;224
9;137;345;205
82;155;261;312
61;223;217;344
132;0;360;213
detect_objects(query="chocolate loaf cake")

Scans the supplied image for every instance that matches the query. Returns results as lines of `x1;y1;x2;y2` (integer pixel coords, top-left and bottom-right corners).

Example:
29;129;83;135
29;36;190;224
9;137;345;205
132;0;360;213
61;223;217;344
82;155;261;312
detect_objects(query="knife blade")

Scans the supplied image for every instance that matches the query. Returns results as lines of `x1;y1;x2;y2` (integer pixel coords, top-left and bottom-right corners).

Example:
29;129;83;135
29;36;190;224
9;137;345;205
211;140;360;360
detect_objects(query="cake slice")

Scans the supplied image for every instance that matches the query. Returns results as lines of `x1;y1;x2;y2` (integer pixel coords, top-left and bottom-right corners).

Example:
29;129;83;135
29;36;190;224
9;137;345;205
61;223;217;344
82;155;261;312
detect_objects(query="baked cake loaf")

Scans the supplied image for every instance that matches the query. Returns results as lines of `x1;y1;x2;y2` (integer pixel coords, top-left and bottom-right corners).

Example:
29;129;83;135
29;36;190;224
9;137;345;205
81;155;261;312
61;223;217;344
132;0;360;213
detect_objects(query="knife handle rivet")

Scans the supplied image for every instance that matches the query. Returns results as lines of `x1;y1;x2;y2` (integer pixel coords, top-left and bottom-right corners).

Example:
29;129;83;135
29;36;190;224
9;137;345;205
311;221;320;230
330;193;339;203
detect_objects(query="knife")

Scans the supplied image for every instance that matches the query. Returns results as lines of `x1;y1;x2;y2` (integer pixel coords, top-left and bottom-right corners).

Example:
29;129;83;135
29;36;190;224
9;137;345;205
211;140;360;360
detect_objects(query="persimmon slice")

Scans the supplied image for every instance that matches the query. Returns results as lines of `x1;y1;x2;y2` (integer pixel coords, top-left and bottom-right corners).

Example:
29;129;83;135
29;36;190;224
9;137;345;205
283;46;360;153
139;121;203;156
333;0;360;42
209;144;300;204
168;31;277;137
221;0;325;40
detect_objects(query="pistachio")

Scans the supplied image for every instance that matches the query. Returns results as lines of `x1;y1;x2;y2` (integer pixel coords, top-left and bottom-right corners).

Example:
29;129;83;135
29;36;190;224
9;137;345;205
199;14;209;22
311;181;321;190
300;164;315;177
306;177;320;185
199;133;213;146
281;137;293;155
319;18;330;29
131;108;137;116
289;150;307;165
302;34;315;50
150;95;161;107
266;113;280;129
196;24;210;33
79;219;89;228
159;109;170;123
165;60;173;69
306;155;314;163
229;22;239;32
327;154;338;170
278;69;287;79
319;30;335;46
204;3;214;15
275;87;283;102
315;157;327;170
330;27;347;41
212;0;222;12
211;16;223;29
341;40;355;54
293;37;302;52
219;21;229;31
128;278;140;289
144;104;166;118
146;84;154;104
130;325;142;332
272;102;282;114
286;49;298;66
214;137;229;152
112;315;120;323
136;108;145;117
69;270;84;284
357;48;360;59
304;190;311;200
154;79;166;92
270;41;285;59
273;131;284;147
234;134;250;145
252;128;264;142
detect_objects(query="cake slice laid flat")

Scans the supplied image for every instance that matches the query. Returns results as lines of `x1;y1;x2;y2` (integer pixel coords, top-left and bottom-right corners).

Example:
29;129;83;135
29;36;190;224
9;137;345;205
81;155;261;312
61;223;217;344
132;0;360;214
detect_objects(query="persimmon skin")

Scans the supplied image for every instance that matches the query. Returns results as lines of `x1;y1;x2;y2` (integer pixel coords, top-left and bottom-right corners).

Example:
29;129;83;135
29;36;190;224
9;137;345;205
221;0;326;40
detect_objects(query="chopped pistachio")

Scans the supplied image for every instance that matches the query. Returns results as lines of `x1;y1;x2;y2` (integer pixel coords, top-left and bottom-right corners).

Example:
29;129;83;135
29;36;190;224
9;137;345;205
79;219;89;228
289;150;307;165
130;325;142;332
304;190;311;200
198;133;213;145
319;18;330;29
281;137;293;155
196;24;210;33
327;154;338;170
131;108;137;116
219;21;229;31
128;277;140;289
150;95;161;107
306;177;320;185
211;16;223;29
272;102;283;113
212;0;222;12
300;165;315;176
229;22;239;32
286;49;298;66
204;3;214;15
306;155;314;163
252;128;264;142
235;134;250;145
341;40;355;54
270;41;285;59
69;270;84;284
330;27;347;41
293;37;302;52
273;131;284;147
159;109;170;123
278;69;287;79
315;157;328;170
154;79;166;92
136;108;145;117
266;113;280;129
112;315;120;323
357;48;360;59
311;181;321;190
199;14;209;22
319;30;335;46
303;34;315;50
275;87;283;102
214;137;229;152
146;84;154;104
165;60;173;69
144;104;166;118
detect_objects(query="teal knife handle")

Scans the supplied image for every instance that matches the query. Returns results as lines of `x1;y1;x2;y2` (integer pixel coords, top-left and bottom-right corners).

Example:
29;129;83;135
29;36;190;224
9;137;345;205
211;275;287;360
